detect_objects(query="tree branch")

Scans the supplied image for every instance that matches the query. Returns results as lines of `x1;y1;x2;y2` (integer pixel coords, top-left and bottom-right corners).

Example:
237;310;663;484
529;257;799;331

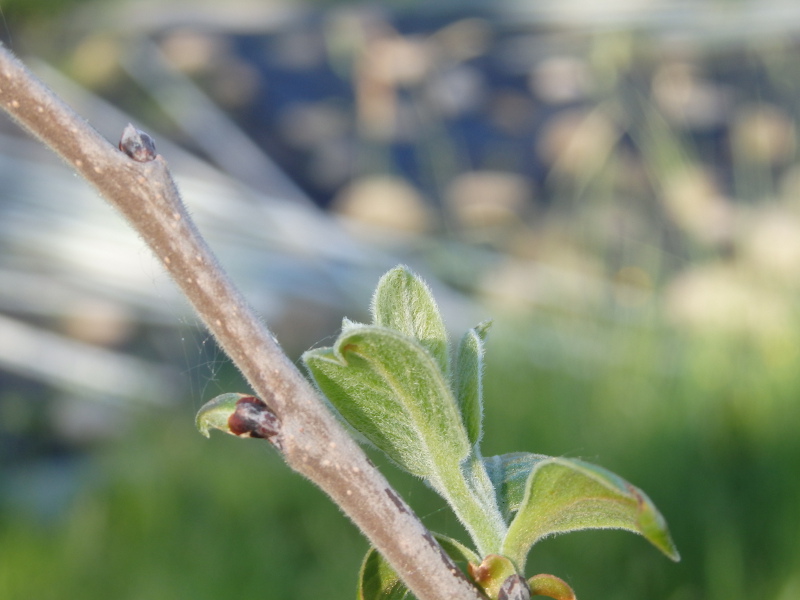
0;43;483;600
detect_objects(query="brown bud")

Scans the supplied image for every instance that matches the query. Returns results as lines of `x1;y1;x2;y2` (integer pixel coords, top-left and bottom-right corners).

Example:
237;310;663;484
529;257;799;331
228;396;282;450
119;123;157;162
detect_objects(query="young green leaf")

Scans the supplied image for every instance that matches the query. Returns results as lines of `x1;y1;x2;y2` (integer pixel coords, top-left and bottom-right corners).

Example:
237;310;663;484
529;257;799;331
527;574;576;600
453;321;491;448
195;393;282;448
484;453;550;522
501;456;680;569
195;393;249;437
468;554;519;600
342;316;365;331
305;313;506;555
371;266;450;379
358;534;480;600
303;325;471;479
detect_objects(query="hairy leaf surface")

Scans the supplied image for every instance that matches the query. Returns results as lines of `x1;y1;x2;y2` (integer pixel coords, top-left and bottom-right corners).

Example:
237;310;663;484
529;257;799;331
195;393;247;437
303;325;470;479
501;455;680;569
453;321;491;448
371;266;450;379
484;453;550;522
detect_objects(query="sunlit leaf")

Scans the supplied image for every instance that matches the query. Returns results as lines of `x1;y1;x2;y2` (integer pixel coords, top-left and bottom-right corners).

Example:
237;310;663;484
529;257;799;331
303;325;470;479
371;266;450;379
484;453;550;522
501;455;680;569
195;393;281;449
468;554;518;600
342;316;365;331
195;393;248;438
527;574;576;600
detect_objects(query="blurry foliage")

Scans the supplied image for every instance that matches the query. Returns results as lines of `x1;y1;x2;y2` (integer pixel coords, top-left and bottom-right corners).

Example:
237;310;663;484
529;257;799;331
0;412;366;600
0;0;96;24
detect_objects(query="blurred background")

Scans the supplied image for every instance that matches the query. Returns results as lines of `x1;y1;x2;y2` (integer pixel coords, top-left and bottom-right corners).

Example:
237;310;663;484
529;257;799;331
1;1;799;599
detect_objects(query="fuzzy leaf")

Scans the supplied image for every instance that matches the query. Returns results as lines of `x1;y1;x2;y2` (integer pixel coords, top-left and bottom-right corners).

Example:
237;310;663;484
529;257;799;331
195;393;248;437
358;534;479;600
501;455;680;569
454;321;491;447
527;574;576;600
468;554;519;600
342;316;365;331
371;266;450;379
302;325;470;478
484;453;550;522
195;394;281;449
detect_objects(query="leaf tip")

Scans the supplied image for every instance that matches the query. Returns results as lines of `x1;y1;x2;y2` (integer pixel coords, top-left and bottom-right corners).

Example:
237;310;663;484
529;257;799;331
528;574;576;600
631;486;681;561
195;393;242;437
474;319;493;339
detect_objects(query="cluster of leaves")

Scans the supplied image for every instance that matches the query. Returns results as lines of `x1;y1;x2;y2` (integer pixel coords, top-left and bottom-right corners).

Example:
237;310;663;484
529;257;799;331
198;266;679;600
302;267;679;599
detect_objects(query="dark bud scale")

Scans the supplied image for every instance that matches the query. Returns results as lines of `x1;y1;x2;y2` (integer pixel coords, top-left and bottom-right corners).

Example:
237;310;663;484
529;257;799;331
228;396;283;450
119;123;157;162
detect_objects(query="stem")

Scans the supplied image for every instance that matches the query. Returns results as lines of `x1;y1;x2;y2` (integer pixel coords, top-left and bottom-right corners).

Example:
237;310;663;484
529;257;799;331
434;452;507;557
0;43;483;600
466;451;508;550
